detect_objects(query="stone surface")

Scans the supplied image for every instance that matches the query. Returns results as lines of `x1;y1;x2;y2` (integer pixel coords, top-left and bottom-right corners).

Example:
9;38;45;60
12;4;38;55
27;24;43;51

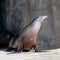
0;49;60;60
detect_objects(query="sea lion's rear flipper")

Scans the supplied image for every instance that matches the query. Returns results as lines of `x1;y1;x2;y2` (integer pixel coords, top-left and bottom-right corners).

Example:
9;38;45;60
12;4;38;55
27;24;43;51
17;40;23;52
23;49;29;52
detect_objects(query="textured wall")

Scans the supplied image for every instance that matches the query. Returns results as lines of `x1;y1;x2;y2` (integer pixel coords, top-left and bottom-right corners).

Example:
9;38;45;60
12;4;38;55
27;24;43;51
6;0;30;34
52;0;60;48
5;0;60;50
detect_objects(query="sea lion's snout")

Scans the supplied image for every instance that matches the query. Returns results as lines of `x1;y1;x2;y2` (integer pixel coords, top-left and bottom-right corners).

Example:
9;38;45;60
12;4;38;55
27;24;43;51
43;16;48;20
40;16;48;23
36;16;48;21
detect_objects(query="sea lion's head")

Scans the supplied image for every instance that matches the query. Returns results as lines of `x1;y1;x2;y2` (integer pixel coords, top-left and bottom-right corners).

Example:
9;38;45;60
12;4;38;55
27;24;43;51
36;16;48;23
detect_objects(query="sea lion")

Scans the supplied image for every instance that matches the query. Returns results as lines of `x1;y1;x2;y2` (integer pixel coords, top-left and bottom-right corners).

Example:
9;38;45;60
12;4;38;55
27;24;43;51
7;16;48;52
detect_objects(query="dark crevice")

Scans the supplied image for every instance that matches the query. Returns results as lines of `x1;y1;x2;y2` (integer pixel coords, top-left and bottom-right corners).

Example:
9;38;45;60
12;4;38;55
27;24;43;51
0;0;6;32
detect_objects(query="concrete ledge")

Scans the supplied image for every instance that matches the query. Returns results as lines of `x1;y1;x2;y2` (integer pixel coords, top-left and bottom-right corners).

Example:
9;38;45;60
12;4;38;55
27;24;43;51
0;49;60;60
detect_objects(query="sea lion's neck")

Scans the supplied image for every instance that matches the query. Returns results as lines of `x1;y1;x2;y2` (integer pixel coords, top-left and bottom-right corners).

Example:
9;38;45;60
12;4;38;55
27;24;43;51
31;20;42;33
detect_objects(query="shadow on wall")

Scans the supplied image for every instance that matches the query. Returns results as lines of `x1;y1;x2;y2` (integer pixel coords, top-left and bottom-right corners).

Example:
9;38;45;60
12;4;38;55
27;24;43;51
0;0;7;31
0;0;18;48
